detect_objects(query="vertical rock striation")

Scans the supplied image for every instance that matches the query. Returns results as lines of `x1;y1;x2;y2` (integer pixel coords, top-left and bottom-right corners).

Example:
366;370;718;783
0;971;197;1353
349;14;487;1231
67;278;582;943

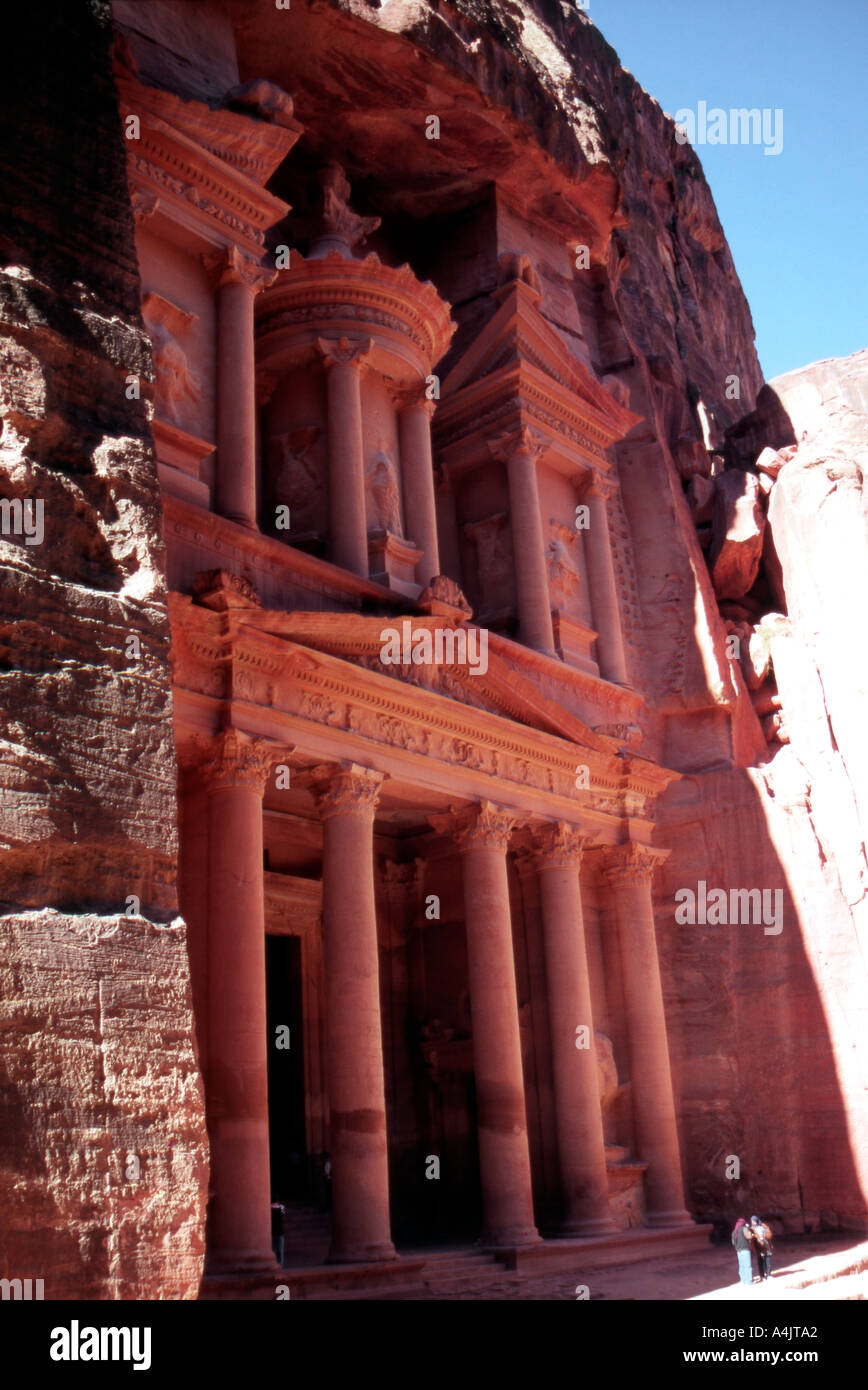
0;0;208;1298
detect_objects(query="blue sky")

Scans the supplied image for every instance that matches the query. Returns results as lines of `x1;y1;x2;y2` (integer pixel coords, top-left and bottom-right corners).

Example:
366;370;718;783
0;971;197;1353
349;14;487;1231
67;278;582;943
588;0;868;380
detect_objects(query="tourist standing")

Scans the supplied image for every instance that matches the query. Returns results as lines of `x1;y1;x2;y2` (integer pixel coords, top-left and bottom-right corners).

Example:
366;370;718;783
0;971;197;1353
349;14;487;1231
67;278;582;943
750;1215;773;1281
731;1217;754;1284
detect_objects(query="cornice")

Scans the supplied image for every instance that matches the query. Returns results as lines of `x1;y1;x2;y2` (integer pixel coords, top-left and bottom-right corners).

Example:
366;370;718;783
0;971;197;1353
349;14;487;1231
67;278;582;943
170;597;671;821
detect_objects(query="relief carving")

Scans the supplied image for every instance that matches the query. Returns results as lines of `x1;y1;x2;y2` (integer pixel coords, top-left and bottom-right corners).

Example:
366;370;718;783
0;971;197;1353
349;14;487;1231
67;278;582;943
547;520;583;608
365;454;402;536
463;512;513;615
141;292;200;432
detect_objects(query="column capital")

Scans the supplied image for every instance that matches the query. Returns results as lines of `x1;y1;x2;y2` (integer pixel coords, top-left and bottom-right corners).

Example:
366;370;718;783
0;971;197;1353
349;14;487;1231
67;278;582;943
596;841;670;886
202;244;276;292
316;334;375;374
487;424;547;466
395;384;437;418
429;799;522;853
306;761;385;819
530;821;597;870
200;728;278;795
583;471;619;504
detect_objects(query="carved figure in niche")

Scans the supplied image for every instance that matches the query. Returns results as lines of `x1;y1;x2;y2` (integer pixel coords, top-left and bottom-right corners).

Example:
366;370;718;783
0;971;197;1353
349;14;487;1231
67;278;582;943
270;425;322;529
596;1030;630;1146
366;454;402;535
142;292;200;432
547;520;583;608
305;161;381;259
463;512;512;616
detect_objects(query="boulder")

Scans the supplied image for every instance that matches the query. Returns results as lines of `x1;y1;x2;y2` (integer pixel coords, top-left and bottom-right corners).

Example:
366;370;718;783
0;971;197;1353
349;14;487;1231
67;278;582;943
708;469;765;600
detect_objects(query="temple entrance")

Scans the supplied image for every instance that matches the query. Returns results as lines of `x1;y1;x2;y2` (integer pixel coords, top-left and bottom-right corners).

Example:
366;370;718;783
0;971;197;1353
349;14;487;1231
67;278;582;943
265;934;308;1202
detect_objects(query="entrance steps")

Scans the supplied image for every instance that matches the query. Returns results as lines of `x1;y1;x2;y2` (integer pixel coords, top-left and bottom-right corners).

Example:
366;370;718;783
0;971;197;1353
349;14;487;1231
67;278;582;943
279;1199;331;1267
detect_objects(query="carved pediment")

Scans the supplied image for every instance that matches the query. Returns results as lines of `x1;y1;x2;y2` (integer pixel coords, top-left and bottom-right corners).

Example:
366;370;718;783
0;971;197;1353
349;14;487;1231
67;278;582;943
440;276;639;443
234;609;611;750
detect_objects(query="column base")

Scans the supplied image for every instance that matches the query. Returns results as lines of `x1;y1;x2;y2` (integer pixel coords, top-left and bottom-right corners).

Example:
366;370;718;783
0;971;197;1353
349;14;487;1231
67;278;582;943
646;1209;695;1229
221;511;258;530
207;1249;278;1275
559;1216;620;1238
483;1225;543;1250
327;1241;398;1265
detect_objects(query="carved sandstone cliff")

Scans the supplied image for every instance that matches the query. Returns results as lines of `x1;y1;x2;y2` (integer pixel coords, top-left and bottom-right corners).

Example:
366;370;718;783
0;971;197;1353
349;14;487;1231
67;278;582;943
0;1;208;1298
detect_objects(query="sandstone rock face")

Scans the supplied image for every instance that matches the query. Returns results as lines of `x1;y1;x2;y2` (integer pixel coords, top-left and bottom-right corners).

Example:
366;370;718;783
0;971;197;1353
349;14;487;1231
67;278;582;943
709;470;766;600
0;0;208;1298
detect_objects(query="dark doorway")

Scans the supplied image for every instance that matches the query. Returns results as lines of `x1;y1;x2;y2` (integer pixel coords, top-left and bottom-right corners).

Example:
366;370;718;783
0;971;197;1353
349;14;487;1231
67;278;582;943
266;934;308;1201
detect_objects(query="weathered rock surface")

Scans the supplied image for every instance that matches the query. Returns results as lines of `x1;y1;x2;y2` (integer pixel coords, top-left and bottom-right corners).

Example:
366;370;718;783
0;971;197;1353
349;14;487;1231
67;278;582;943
0;0;208;1298
708;470;766;600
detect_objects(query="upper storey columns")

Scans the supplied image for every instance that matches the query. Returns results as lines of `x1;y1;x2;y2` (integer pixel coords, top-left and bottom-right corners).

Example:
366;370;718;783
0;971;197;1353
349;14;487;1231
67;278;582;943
599;843;693;1227
316;336;373;579
489;427;556;657
204;247;276;529
583;475;630;686
398;390;440;586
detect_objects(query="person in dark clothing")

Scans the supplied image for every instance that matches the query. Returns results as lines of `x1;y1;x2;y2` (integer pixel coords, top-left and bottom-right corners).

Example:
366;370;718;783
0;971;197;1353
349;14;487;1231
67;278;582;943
731;1217;754;1285
750;1215;773;1280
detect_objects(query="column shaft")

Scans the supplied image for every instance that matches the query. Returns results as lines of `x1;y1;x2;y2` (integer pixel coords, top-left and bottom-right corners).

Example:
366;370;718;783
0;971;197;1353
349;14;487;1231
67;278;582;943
430;801;542;1248
316;765;396;1262
205;737;274;1270
584;480;629;684
604;847;693;1226
319;340;372;577
399;398;440;585
506;445;555;654
536;831;616;1235
214;277;259;527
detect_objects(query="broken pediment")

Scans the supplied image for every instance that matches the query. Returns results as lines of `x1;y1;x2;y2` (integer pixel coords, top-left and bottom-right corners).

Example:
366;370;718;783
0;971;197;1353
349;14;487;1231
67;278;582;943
232;609;612;750
439;274;640;447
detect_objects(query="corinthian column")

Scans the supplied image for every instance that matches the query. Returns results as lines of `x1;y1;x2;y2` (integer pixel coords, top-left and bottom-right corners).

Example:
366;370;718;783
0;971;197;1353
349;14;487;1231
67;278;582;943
309;762;396;1262
489;426;555;656
398;389;440;585
316;336;374;578
599;843;693;1226
582;474;630;685
201;728;277;1270
532;822;617;1235
430;801;541;1248
203;246;275;529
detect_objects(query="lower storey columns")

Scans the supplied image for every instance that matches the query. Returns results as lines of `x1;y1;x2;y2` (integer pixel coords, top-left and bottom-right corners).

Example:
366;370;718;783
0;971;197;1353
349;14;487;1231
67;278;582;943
432;801;541;1248
600;843;694;1227
532;824;617;1235
311;762;396;1262
201;730;277;1270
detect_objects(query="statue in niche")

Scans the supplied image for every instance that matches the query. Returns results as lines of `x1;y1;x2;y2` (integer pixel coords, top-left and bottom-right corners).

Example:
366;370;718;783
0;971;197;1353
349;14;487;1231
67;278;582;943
463;512;512;616
365;454;402;535
547;520;583;608
270;425;322;529
141;292;200;432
